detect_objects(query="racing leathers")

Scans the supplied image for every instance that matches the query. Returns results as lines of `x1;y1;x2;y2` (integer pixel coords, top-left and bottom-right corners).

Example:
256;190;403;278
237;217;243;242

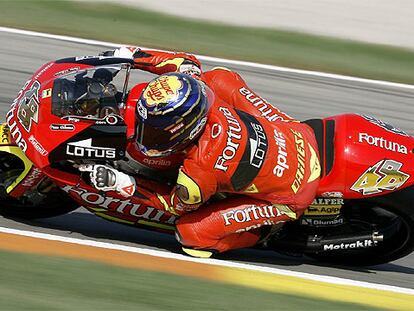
171;69;321;254
86;47;321;255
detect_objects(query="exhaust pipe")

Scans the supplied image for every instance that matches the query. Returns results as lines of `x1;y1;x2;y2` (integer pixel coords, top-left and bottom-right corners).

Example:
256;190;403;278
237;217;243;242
268;231;383;254
308;231;383;253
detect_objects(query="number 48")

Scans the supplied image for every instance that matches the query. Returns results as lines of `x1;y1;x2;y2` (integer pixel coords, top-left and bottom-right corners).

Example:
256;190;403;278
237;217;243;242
351;159;410;195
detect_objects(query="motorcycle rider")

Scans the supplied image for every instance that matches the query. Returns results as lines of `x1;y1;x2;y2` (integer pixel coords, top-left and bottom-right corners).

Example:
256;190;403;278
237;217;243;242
82;46;321;257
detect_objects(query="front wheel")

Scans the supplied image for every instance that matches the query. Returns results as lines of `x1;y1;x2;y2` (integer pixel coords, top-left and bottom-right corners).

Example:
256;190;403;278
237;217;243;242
0;186;80;219
0;150;79;219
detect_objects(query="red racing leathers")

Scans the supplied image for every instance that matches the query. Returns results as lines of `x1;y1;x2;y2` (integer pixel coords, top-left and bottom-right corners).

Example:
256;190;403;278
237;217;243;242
164;69;321;253
94;47;321;254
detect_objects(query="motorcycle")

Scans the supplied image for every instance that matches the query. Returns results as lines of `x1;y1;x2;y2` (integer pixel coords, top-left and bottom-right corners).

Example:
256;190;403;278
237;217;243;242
1;57;413;266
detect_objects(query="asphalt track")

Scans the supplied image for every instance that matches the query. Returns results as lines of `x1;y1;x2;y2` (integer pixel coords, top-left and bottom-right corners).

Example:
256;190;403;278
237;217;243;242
0;30;413;290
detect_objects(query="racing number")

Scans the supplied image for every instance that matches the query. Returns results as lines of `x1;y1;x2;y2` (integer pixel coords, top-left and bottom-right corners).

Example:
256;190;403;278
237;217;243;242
18;98;39;132
351;160;410;195
17;81;40;132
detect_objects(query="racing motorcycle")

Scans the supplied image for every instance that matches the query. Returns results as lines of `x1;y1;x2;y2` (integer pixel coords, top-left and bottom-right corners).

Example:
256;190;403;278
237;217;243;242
1;57;413;266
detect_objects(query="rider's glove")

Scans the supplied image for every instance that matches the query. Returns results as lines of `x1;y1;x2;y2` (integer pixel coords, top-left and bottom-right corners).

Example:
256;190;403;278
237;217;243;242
100;46;140;58
79;164;136;198
179;63;201;77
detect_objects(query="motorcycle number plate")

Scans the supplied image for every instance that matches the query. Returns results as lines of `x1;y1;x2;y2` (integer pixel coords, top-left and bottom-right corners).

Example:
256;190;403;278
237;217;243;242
351;159;409;195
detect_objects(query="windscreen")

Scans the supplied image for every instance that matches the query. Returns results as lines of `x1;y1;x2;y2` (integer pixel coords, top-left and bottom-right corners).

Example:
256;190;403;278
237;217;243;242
51;64;130;119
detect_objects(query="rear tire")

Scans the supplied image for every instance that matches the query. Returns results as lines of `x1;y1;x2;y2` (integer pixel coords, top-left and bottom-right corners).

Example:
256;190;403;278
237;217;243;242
307;200;414;266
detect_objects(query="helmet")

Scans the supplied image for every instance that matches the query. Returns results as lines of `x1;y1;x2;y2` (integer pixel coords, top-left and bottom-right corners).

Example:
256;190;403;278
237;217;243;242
52;68;120;118
135;73;213;157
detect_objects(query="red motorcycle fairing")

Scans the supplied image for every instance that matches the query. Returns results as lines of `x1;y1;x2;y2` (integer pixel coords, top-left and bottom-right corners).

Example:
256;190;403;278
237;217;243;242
6;58;134;170
42;165;177;232
317;114;414;199
6;61;93;169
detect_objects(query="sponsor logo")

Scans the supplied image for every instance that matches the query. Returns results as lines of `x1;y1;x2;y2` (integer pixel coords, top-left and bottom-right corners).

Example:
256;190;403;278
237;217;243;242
301;218;344;226
249;122;267;169
169;122;184;134
358;133;408;154
321;192;343;198
29;135;48;156
95;115;121;125
66;138;116;159
54;67;80;77
211;124;222;139
323;239;376;251
239;87;291;122
189;116;207;140
7;92;28;152
122;184;135;196
41;88;52;99
214;107;242;172
33;63;53;80
61;185;177;224
312;198;344;205
50;124;75;131
290;129;306;193
22;167;43;187
304;205;342;216
222;204;296;229
67;117;80;122
137;101;147;119
244;184;259;193
144;75;182;106
273;129;289;177
143;157;172;167
351;159;409;195
362;115;408;136
1;125;10;144
75;56;106;61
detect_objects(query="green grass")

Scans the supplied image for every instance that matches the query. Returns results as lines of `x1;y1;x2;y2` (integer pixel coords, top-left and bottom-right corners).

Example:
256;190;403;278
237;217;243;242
1;0;414;84
0;250;380;310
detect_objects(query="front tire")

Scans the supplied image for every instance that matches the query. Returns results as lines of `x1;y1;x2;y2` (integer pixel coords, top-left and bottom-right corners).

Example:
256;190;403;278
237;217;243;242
0;187;79;219
0;151;79;219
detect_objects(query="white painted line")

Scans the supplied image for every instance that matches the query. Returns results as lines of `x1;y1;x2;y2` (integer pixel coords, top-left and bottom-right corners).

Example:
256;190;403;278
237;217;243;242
1;26;414;90
0;226;413;296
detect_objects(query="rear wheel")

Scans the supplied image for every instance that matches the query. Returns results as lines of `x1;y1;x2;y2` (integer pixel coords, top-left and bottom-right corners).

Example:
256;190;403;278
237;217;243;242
307;201;414;266
268;187;414;266
0;151;79;219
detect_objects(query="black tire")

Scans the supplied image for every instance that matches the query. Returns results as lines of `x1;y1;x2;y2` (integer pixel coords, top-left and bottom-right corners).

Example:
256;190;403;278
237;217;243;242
0;187;79;219
307;193;414;266
0;151;79;219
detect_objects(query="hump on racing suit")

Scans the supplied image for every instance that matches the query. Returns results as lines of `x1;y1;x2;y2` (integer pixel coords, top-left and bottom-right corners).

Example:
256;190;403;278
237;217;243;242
165;68;321;214
165;68;321;255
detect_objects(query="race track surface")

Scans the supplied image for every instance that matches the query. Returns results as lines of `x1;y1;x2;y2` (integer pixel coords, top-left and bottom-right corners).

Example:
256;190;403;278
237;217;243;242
98;0;414;49
0;30;413;289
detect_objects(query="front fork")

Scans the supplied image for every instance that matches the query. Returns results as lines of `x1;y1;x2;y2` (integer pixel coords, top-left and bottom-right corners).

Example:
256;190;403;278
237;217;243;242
0;123;45;197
